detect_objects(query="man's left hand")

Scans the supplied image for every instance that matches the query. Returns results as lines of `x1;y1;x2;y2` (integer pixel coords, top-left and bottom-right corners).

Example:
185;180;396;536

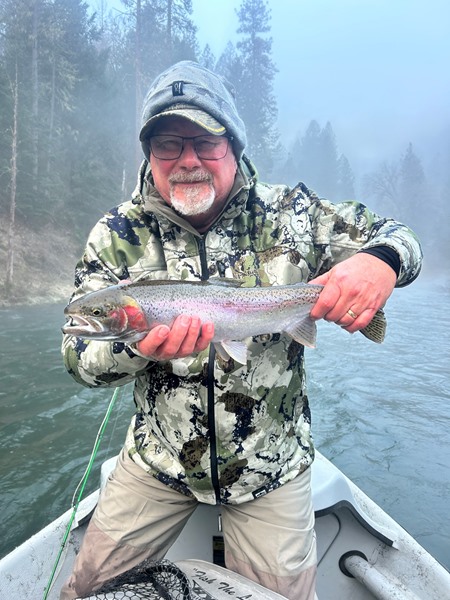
309;253;397;333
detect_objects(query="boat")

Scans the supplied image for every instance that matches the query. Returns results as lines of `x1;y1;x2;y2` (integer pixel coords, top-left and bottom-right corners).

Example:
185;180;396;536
1;451;449;599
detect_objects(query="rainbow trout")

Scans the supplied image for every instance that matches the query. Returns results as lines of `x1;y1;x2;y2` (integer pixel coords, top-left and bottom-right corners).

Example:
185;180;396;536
62;279;386;364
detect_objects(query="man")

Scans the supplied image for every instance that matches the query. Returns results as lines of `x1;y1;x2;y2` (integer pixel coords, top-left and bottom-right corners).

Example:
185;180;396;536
61;60;422;599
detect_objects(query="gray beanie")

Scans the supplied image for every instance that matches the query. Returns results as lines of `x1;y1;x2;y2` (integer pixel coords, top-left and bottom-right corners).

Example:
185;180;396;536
139;61;247;160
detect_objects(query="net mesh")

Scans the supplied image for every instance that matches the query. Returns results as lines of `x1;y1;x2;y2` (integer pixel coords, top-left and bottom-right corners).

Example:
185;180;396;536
79;559;192;600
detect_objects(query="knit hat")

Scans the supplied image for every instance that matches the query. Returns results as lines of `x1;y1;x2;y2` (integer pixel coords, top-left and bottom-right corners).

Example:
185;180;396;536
139;61;247;160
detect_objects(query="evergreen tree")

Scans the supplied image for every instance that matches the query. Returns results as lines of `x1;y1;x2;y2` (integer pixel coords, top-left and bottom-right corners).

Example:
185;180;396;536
235;0;278;177
0;0;40;221
277;133;301;186
215;41;241;95
298;120;322;194
116;0;198;170
438;153;450;258
319;121;338;198
337;154;356;200
280;121;353;197
199;43;215;70
214;42;248;167
164;0;198;64
119;0;197;85
0;0;124;231
399;142;427;234
0;63;12;218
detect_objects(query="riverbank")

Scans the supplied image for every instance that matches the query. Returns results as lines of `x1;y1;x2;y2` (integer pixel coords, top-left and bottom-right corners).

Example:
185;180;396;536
0;221;81;308
0;220;441;309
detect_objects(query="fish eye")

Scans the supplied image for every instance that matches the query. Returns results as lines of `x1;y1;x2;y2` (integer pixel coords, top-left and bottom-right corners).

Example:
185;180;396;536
90;307;103;317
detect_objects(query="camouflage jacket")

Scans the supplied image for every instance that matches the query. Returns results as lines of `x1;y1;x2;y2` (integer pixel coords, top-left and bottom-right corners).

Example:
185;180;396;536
62;157;422;505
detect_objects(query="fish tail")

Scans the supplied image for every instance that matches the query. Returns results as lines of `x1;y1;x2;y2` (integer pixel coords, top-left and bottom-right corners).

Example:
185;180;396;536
360;309;387;343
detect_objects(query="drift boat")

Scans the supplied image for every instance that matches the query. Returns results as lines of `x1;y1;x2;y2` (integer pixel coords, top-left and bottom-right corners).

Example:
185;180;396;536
1;451;449;599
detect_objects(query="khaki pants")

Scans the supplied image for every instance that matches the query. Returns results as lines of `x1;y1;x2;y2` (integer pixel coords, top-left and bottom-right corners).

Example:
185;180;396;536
60;449;317;600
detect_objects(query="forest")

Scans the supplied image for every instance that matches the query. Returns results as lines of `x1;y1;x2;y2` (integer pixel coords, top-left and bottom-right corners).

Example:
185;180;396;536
1;0;448;306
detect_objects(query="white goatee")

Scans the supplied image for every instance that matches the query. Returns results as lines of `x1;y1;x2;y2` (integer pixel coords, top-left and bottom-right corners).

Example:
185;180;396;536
168;171;215;216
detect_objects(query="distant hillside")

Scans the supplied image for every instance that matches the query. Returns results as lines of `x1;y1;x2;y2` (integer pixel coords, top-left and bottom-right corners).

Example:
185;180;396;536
0;221;82;308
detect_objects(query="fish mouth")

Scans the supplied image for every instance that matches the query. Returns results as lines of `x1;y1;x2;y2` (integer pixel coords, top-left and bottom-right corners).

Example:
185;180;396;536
62;315;109;337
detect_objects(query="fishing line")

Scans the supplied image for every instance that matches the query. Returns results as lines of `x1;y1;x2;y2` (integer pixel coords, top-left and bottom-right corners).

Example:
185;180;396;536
103;388;125;460
42;387;121;600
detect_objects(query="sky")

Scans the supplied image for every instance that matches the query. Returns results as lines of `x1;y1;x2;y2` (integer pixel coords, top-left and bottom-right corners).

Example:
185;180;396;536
191;0;450;174
95;0;450;176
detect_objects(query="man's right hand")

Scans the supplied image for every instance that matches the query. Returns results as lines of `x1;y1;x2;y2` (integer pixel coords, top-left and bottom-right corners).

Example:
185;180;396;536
134;315;215;361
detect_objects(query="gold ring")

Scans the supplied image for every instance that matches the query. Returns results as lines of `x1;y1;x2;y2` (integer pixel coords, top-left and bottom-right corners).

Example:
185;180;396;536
347;309;358;319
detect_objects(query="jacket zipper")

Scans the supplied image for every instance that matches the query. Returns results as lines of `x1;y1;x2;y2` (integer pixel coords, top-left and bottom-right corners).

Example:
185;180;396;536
198;236;221;504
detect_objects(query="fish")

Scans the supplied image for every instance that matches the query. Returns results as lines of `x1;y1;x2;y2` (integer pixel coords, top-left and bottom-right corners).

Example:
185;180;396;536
62;279;386;364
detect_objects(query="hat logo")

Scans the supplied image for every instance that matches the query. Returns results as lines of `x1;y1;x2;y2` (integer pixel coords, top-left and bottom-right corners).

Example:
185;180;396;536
172;81;184;96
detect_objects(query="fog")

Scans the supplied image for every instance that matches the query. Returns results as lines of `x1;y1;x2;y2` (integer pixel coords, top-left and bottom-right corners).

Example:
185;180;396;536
91;0;450;188
191;0;450;175
1;0;448;306
1;0;449;573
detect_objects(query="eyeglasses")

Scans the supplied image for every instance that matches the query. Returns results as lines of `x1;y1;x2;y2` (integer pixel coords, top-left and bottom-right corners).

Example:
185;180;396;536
149;134;233;161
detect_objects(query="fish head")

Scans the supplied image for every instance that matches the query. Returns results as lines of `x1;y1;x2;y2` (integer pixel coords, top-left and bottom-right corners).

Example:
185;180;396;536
62;290;149;342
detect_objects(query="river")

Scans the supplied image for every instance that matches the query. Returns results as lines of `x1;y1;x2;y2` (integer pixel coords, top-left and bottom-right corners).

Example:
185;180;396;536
0;275;449;573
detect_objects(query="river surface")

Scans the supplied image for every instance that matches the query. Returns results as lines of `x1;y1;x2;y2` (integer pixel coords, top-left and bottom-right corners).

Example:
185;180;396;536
0;276;449;573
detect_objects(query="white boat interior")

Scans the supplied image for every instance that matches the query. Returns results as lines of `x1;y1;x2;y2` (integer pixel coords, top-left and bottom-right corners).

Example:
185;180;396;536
1;452;449;599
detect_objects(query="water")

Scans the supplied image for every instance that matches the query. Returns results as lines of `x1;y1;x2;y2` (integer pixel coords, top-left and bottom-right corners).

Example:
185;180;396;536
0;278;449;572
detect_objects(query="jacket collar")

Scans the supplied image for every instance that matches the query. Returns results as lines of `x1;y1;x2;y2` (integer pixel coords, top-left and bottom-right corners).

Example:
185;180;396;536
132;156;258;236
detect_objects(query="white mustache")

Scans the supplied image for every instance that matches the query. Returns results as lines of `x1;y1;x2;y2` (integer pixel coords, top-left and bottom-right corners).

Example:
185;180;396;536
169;171;212;184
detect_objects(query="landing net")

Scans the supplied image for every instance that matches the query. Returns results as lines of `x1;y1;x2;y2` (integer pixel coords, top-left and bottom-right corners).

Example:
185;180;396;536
79;559;192;600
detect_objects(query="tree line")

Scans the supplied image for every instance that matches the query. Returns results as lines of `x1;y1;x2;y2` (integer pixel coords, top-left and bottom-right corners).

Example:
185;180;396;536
1;0;448;298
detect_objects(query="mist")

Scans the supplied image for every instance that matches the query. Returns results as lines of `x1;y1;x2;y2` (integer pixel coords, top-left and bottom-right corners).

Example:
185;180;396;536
194;0;450;173
1;0;449;574
1;0;449;305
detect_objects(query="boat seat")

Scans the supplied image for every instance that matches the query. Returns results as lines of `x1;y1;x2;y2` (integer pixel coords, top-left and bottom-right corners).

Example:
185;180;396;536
311;452;396;545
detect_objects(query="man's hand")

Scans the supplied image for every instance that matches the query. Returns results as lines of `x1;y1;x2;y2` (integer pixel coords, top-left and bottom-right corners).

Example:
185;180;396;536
134;315;215;361
309;253;397;333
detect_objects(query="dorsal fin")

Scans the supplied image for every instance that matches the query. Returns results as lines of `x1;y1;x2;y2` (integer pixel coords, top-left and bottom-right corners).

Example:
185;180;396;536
208;277;244;288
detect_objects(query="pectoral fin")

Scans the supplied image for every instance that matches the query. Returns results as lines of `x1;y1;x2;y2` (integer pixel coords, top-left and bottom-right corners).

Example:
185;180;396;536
285;317;317;348
214;340;248;364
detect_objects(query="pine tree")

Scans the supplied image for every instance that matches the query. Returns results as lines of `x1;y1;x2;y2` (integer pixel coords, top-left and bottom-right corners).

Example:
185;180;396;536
235;0;278;177
399;142;427;233
0;0;40;221
298;120;322;194
215;41;241;92
117;0;198;170
438;152;450;258
199;43;215;70
337;154;356;200
278;133;302;186
319;121;339;198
